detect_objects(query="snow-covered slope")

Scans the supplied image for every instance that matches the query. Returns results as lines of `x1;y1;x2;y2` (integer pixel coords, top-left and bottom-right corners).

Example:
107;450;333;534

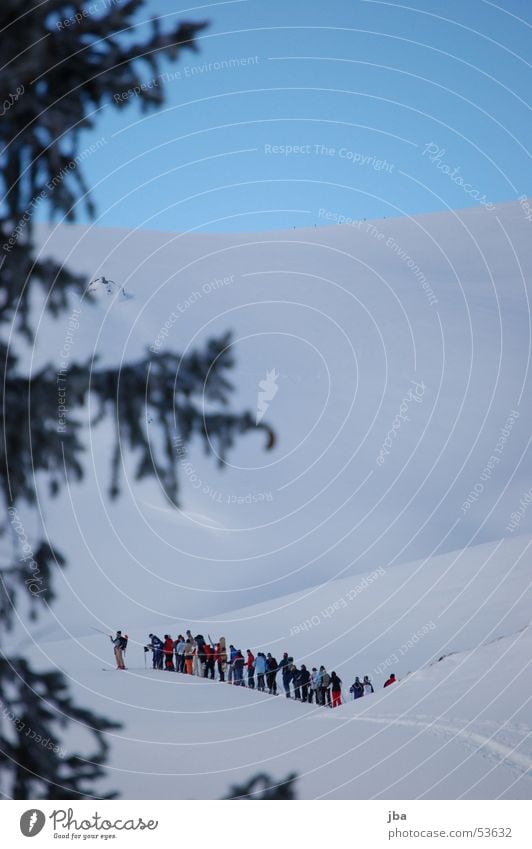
8;200;532;798
23;200;532;624
26;533;532;800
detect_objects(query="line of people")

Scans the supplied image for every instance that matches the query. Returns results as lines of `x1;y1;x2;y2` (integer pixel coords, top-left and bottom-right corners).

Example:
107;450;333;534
349;673;397;696
143;632;397;705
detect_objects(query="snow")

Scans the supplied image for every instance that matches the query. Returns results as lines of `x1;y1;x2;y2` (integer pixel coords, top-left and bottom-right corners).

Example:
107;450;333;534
9;201;532;798
26;533;532;800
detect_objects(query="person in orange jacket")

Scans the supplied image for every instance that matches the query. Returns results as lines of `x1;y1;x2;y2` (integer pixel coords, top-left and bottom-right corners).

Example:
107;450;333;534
184;639;194;674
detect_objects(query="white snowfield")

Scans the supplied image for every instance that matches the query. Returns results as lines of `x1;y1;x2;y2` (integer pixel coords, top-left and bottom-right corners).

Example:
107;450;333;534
26;531;531;800
12;201;532;798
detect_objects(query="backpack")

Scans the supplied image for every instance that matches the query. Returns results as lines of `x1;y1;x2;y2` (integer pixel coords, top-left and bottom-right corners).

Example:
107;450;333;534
119;635;128;651
321;672;331;688
267;656;277;671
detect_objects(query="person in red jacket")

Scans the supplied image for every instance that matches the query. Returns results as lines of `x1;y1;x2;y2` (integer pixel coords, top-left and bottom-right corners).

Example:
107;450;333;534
163;635;175;671
245;649;255;689
204;643;215;679
384;673;396;688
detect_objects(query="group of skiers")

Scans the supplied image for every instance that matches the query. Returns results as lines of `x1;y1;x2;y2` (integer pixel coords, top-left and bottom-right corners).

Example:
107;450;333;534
348;672;396;698
137;631;397;704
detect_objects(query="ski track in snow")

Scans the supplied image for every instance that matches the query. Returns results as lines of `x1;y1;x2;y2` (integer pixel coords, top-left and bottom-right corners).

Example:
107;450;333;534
354;713;532;779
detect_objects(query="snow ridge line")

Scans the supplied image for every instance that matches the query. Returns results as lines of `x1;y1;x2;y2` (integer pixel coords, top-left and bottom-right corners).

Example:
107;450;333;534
428;623;531;668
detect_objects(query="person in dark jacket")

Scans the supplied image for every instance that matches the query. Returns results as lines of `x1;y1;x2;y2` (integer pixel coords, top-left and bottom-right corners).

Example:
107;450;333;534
163;635;175;671
319;667;331;706
298;664;310;702
384;673;396;688
266;653;278;694
331;671;342;707
282;655;296;698
174;635;185;672
292;665;301;700
350;676;364;699
233;650;245;685
147;633;163;670
246;650;255;688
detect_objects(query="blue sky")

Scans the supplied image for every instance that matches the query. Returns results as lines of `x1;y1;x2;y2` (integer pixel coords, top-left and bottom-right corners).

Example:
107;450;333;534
57;0;532;233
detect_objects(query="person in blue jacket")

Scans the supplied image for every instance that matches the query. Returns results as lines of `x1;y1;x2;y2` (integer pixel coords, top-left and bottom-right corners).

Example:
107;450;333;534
227;644;238;684
350;676;364;699
233;650;245;685
278;652;293;698
147;633;163;669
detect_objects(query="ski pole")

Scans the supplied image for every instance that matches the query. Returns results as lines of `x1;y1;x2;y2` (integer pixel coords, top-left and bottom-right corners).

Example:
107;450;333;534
90;626;111;636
